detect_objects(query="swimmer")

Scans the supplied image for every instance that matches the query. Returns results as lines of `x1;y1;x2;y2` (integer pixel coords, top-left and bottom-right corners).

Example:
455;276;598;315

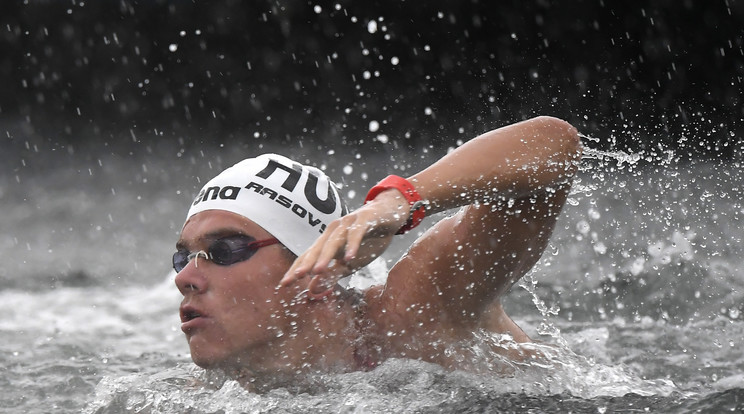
174;116;581;384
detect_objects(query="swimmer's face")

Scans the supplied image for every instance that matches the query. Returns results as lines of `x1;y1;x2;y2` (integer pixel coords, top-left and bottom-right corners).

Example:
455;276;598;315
174;210;300;370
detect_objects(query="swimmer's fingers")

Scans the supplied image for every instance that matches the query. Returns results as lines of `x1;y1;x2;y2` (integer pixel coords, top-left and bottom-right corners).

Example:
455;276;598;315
305;232;393;297
279;220;369;289
315;213;373;268
341;216;368;261
310;219;394;296
341;213;395;266
279;218;349;287
279;192;406;289
308;197;403;274
308;218;356;275
311;202;395;266
305;256;354;297
310;213;392;275
279;233;329;287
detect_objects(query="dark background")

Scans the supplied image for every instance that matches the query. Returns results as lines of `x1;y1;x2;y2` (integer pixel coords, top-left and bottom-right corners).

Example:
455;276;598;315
2;0;743;162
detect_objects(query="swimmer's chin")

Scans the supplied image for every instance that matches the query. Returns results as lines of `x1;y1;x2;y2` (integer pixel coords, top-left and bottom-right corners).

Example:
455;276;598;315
185;334;233;370
188;347;231;370
190;354;258;386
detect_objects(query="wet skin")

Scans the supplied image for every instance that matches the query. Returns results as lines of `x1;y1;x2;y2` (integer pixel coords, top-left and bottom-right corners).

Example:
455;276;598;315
175;210;359;374
175;211;303;371
174;116;581;377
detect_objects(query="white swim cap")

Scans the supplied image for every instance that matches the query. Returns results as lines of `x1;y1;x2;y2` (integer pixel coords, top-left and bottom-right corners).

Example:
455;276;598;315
185;154;348;256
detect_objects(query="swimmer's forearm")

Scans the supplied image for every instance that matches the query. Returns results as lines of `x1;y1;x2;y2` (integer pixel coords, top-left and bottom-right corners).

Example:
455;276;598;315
409;116;582;213
280;116;580;289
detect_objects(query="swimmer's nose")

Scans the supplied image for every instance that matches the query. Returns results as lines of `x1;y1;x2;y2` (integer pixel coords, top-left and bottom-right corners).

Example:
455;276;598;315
174;260;206;296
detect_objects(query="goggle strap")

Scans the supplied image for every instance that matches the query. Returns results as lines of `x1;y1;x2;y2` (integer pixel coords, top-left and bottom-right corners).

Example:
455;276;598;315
252;238;281;249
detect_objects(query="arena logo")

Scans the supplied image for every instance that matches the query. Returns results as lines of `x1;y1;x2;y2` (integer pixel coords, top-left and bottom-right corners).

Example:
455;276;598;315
191;186;242;205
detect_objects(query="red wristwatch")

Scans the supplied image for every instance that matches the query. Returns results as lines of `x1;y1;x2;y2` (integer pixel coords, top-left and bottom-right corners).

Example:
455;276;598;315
364;175;427;234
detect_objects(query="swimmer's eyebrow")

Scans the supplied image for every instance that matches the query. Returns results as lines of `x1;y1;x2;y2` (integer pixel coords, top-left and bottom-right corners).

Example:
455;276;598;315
175;227;249;251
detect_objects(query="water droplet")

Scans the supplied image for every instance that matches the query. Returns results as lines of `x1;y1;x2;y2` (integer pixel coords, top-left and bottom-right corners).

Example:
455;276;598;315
367;20;378;33
593;241;607;255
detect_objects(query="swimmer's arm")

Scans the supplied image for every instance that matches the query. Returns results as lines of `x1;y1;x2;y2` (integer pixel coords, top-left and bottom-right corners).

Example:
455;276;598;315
281;116;580;296
407;116;581;214
382;116;581;324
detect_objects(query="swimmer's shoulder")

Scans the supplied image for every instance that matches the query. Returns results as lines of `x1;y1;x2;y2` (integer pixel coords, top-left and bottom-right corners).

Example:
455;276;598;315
360;278;435;328
361;284;385;312
360;284;397;327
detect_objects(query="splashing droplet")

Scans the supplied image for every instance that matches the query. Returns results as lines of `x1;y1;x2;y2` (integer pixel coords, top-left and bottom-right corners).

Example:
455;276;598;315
367;20;378;33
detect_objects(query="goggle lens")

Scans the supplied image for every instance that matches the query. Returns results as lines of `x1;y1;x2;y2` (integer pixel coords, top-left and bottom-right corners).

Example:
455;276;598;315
172;235;280;273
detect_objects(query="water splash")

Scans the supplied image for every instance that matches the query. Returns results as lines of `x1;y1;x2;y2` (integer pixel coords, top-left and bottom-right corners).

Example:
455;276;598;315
579;133;643;169
518;273;569;348
85;335;680;414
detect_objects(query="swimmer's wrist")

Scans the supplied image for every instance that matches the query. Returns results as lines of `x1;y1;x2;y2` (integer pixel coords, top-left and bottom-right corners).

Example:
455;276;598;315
364;175;427;234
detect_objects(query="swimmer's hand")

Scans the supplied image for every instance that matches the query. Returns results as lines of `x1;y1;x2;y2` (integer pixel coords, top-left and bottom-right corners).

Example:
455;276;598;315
279;189;409;297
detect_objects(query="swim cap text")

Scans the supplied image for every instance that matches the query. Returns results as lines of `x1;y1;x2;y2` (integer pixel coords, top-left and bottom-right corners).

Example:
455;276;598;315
255;159;339;214
191;182;327;233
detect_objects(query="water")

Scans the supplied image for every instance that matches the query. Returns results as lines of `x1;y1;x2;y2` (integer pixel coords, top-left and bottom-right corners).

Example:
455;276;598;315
2;138;743;413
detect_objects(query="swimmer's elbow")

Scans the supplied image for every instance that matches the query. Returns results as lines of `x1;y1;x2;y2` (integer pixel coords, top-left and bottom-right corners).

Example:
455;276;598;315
527;116;583;173
531;116;581;149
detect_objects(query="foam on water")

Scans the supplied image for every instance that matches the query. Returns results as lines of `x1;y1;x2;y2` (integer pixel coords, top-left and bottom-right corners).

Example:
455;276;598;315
83;344;680;414
3;270;690;413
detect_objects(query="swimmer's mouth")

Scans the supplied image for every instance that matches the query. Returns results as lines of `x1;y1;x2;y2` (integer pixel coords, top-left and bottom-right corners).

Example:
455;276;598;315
180;306;204;323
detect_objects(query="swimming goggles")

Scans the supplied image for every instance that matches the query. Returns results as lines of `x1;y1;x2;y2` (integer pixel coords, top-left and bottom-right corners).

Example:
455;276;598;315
172;235;280;273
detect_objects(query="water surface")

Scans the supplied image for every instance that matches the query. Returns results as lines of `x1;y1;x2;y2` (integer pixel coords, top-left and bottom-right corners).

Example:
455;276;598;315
3;141;742;413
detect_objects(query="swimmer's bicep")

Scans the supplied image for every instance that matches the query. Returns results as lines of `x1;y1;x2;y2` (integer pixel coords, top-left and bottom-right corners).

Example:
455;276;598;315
468;187;570;289
382;208;503;317
386;187;568;319
381;213;465;306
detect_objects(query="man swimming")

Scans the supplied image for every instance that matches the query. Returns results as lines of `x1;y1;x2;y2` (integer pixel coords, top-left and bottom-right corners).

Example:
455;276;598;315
174;116;581;385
